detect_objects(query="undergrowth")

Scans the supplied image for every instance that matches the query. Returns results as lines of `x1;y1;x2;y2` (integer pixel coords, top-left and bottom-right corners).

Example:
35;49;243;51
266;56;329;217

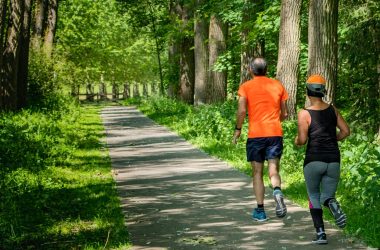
126;96;380;248
0;99;130;249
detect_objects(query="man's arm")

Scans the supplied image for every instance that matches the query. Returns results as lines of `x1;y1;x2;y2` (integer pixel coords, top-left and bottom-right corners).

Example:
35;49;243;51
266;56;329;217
280;100;288;121
233;96;247;144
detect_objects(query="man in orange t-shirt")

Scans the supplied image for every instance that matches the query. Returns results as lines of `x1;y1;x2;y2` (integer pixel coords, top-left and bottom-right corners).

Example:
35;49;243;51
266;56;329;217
233;57;288;222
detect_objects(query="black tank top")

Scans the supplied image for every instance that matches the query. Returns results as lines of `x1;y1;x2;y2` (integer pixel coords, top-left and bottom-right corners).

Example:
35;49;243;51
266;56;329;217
304;105;340;166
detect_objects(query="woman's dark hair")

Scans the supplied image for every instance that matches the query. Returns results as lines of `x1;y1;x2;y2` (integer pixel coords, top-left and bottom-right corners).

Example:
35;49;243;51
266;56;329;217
307;88;325;98
250;57;267;76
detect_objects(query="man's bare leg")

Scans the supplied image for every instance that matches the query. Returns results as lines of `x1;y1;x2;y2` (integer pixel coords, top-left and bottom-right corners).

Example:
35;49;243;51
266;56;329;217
252;161;265;205
268;158;287;218
268;158;281;188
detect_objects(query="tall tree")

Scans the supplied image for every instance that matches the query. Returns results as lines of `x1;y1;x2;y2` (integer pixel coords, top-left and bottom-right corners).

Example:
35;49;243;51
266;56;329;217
32;0;46;49
17;0;33;108
276;0;302;118
240;0;265;84
208;14;227;103
179;1;195;104
167;0;181;98
307;0;339;104
0;0;24;109
0;0;8;56
193;0;209;106
43;0;58;56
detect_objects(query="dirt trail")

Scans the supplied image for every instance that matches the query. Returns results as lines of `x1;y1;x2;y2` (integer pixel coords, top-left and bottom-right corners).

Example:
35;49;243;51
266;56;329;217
101;106;366;250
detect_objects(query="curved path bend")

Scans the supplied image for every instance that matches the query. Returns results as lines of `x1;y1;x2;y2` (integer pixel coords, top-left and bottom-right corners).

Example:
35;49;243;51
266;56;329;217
101;106;366;250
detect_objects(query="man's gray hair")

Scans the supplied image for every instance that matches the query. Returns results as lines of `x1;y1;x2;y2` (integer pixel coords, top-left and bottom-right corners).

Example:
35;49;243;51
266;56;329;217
250;57;267;76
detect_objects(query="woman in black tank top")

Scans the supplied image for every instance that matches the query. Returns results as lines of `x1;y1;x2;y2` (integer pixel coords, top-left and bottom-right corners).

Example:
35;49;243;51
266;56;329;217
294;75;350;245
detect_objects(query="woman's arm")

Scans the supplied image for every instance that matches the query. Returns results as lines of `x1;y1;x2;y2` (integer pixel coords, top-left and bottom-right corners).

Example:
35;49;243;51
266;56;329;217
295;109;310;145
334;107;350;141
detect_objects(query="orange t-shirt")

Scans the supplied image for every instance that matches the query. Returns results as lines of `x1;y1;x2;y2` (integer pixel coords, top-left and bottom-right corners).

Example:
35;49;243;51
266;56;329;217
238;76;288;138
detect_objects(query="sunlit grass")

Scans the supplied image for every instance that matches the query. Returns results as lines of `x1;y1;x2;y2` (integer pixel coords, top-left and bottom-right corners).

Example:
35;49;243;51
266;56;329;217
0;101;130;249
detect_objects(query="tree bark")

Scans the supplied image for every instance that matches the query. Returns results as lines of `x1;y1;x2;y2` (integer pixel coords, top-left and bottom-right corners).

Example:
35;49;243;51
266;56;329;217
0;0;24;110
17;0;33;108
276;0;302;118
307;0;339;105
193;0;209;106
99;74;107;100
43;0;58;57
167;0;181;98
86;83;94;101
179;2;195;104
32;0;46;49
0;0;8;57
112;83;118;100
208;14;227;104
133;82;140;97
240;0;265;84
123;83;130;99
143;83;148;97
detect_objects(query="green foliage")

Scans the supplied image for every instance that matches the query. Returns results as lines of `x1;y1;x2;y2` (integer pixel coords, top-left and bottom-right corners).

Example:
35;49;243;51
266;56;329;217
27;50;60;108
0;100;130;249
135;96;380;247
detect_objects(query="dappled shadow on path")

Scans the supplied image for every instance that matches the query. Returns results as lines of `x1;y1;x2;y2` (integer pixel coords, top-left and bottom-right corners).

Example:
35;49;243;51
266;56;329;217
102;106;366;250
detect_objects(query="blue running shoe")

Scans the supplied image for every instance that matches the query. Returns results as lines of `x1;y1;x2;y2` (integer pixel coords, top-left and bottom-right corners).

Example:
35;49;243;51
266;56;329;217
252;208;268;222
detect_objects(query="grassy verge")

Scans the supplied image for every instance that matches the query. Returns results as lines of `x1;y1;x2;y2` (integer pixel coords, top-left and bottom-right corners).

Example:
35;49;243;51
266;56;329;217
123;96;380;248
0;100;130;249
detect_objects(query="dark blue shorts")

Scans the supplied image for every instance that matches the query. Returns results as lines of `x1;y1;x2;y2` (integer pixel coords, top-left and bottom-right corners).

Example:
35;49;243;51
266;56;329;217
246;136;283;162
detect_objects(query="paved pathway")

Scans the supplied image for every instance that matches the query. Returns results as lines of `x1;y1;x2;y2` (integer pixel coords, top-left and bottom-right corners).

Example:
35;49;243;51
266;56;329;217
101;106;366;250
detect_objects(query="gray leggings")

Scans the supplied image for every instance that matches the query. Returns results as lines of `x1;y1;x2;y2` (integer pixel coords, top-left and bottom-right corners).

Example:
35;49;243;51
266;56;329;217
304;161;340;209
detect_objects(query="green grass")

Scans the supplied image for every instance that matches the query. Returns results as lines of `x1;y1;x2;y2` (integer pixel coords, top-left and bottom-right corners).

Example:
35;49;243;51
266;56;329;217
0;101;130;249
123;96;380;248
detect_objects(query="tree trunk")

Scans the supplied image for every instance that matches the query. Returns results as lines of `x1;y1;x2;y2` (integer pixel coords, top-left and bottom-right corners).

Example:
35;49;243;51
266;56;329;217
167;0;181;98
208;14;227;104
112;83;118;100
17;0;33;108
276;0;302;119
43;0;58;57
0;0;8;57
151;81;157;95
133;82;140;97
307;0;338;105
0;0;24;110
240;0;265;85
99;74;107;100
123;83;130;99
143;83;148;97
179;2;194;104
32;0;46;49
86;83;94;101
193;0;209;106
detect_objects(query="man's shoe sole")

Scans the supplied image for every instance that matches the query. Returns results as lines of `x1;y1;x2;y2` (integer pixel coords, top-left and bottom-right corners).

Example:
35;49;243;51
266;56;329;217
274;194;287;218
253;217;269;222
312;239;328;244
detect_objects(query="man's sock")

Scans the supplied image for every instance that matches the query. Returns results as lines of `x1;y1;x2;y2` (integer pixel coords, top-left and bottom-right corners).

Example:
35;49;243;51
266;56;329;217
273;187;283;195
257;204;264;211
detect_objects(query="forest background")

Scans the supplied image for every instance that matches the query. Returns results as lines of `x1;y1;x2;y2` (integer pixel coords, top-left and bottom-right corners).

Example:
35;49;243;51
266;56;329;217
0;0;379;249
